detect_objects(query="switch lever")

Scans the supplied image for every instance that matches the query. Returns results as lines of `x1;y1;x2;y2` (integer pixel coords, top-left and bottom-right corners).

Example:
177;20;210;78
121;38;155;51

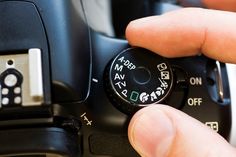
215;61;224;102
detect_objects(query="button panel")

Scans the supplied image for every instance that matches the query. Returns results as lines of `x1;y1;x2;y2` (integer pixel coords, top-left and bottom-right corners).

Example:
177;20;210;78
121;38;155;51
0;69;23;106
0;49;44;108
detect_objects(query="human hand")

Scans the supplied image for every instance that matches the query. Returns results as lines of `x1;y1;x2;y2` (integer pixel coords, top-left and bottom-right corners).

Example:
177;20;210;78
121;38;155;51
180;0;236;11
126;2;236;157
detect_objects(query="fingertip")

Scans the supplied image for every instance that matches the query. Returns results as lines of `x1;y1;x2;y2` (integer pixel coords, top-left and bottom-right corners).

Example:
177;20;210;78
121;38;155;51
125;20;136;46
128;105;175;157
125;10;204;58
125;17;151;47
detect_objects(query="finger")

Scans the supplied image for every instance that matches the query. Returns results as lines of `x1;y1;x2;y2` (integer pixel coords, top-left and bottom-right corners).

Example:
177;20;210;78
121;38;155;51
203;0;236;11
178;0;203;7
128;105;236;157
178;0;236;11
126;8;236;63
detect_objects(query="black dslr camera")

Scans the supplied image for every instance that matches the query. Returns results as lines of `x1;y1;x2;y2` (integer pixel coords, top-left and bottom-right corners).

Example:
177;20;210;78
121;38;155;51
0;0;235;156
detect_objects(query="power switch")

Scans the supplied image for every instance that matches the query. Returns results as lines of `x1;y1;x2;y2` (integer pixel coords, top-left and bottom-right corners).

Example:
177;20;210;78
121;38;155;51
206;60;230;104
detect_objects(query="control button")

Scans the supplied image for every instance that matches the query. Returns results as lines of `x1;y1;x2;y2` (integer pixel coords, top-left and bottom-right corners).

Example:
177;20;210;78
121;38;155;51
0;69;23;106
2;97;9;105
14;87;21;94
105;48;174;114
2;88;9;95
4;74;18;87
14;96;21;104
0;50;45;107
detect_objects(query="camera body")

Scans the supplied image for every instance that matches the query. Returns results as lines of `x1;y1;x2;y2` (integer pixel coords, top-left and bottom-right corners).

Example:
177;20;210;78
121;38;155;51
0;0;234;156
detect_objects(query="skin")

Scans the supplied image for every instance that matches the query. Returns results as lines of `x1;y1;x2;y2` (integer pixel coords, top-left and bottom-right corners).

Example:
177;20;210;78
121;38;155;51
126;1;236;157
203;0;236;11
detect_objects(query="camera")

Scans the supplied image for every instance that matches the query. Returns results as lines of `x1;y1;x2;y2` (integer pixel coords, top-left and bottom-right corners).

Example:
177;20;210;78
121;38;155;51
0;0;235;156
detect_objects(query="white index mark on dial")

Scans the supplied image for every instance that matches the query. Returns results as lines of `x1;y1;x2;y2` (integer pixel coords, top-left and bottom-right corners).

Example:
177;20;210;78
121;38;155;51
92;78;99;83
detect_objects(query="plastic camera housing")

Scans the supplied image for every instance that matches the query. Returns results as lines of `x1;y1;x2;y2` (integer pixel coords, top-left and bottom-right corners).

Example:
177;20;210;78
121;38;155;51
0;0;235;157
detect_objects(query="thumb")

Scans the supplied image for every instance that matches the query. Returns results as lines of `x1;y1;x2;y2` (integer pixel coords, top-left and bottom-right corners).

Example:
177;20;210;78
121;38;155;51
128;105;236;157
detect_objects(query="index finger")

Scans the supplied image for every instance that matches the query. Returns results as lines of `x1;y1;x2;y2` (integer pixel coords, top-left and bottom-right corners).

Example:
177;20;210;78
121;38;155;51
203;0;236;11
179;0;236;11
126;8;236;63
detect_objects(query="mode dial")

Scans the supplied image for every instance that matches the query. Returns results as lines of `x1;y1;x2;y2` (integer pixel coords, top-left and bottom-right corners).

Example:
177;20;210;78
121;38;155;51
105;48;174;114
